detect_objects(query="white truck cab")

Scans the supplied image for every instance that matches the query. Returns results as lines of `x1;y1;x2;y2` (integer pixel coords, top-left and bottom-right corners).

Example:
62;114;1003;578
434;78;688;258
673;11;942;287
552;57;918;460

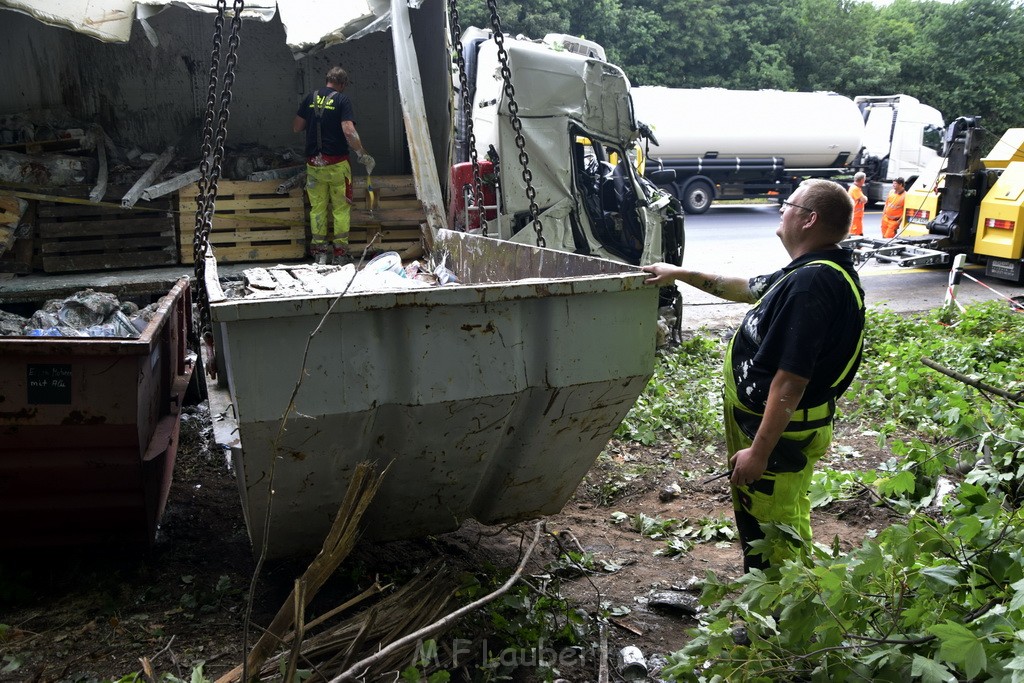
855;94;945;204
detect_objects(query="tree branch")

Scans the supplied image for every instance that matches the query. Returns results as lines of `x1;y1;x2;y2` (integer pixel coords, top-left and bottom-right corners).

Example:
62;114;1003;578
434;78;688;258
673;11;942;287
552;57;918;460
921;356;1024;402
328;521;545;683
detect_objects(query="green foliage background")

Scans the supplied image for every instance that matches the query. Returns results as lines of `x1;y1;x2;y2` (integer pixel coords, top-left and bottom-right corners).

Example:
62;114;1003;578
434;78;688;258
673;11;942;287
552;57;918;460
616;301;1024;681
453;0;1024;136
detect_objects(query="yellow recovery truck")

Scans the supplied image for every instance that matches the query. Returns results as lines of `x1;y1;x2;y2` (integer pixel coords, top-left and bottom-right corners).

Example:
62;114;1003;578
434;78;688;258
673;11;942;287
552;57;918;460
844;118;1024;283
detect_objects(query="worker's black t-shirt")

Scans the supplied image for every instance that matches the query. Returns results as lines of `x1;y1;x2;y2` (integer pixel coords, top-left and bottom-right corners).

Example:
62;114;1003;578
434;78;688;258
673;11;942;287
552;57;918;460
731;249;865;413
296;87;355;158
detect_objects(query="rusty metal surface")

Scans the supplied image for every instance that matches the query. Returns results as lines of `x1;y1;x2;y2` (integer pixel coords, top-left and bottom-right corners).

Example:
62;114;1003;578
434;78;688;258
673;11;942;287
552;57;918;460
0;279;195;548
207;231;658;559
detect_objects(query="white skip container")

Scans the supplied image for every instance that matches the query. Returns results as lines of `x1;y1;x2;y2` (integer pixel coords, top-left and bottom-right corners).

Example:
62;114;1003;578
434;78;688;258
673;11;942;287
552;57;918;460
205;230;658;559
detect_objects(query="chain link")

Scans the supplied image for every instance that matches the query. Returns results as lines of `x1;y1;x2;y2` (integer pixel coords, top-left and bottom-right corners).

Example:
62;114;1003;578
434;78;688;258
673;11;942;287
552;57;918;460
485;0;545;248
192;0;244;348
448;0;489;236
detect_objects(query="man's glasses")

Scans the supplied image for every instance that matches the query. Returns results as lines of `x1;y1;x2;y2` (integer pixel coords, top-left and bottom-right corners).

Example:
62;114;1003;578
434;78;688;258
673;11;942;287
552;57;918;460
782;200;815;213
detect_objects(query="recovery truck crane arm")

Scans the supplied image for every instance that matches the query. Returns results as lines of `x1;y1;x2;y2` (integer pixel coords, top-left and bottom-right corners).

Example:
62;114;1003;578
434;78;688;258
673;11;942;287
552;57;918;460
841;116;1024;284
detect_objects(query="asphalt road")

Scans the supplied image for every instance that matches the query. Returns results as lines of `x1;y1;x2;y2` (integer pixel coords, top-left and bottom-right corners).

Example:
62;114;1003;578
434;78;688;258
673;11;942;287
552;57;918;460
676;203;1024;330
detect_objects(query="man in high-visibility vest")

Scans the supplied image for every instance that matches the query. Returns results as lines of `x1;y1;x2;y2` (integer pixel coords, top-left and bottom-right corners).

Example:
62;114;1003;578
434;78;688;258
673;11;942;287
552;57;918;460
848;172;867;236
293;66;375;265
880;177;906;239
642;179;865;573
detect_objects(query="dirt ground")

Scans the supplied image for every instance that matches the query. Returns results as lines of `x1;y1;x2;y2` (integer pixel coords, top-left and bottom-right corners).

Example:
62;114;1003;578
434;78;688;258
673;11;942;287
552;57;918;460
0;365;900;683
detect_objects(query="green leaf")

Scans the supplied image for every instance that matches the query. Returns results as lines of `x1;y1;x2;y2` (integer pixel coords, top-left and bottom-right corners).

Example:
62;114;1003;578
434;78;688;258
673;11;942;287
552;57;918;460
1009;578;1024;612
0;656;21;675
928;621;987;679
879;469;916;497
920;564;961;588
911;654;955;683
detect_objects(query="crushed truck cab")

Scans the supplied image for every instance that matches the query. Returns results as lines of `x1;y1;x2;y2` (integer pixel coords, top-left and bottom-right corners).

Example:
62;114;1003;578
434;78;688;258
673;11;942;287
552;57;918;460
451;29;682;269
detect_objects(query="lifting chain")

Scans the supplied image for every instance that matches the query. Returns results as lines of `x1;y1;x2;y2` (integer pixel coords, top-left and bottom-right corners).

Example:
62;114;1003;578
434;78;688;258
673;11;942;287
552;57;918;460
192;0;244;356
448;0;489;236
485;0;545;248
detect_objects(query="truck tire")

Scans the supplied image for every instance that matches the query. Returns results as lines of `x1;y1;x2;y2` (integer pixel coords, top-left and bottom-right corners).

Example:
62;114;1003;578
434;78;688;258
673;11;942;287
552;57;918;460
682;180;714;214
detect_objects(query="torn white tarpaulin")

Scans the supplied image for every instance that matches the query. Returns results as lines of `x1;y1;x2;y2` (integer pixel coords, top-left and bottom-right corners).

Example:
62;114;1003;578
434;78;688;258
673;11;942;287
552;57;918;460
0;0;414;49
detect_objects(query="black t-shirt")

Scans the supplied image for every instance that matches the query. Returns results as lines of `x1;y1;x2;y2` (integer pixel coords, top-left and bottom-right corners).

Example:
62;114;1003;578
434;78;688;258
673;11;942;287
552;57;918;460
731;249;865;412
296;87;355;157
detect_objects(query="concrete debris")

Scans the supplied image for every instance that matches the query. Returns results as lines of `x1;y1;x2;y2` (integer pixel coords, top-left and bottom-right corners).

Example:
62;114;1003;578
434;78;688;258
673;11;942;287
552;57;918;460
0;310;25;336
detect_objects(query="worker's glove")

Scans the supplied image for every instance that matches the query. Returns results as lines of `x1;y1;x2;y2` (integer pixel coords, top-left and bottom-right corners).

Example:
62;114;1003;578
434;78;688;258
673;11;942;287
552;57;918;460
357;151;375;175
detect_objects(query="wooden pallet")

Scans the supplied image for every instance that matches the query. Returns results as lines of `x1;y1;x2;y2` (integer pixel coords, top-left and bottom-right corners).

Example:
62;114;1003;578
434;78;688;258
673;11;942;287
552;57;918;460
36;187;176;273
178;179;306;264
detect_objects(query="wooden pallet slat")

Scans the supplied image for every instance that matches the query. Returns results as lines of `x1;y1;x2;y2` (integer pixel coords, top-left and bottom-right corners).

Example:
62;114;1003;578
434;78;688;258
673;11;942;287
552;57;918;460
40;235;177;255
42;249;176;273
36;187;177;273
39;218;175;239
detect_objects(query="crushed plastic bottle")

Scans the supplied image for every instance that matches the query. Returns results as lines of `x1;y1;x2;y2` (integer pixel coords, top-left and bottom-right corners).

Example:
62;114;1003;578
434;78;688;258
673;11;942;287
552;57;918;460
26;327;63;337
84;324;119;337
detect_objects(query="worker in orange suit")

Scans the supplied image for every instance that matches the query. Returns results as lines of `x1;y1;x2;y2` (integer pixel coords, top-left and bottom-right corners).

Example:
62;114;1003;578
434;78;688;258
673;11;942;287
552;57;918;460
847;172;867;236
880;177;906;239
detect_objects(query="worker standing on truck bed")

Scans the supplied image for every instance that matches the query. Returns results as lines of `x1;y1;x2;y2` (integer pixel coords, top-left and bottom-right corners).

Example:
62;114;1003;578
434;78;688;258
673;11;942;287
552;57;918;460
293;66;375;265
848;171;867;236
880;177;906;239
642;179;865;573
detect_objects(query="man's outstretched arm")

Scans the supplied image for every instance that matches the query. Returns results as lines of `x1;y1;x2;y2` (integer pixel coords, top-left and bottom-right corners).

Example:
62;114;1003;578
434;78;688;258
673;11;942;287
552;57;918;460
643;263;757;304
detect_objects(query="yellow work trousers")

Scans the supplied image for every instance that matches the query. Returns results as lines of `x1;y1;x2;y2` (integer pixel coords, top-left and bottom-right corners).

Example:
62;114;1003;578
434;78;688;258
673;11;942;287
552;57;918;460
724;401;832;572
306;161;352;246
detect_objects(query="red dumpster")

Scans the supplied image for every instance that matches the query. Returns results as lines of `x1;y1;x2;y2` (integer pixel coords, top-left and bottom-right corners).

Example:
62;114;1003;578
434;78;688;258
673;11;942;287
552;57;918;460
0;278;195;548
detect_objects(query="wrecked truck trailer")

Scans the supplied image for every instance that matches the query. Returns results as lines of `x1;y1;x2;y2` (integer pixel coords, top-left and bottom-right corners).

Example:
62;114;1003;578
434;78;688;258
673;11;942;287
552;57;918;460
204;230;658;560
0;279;196;548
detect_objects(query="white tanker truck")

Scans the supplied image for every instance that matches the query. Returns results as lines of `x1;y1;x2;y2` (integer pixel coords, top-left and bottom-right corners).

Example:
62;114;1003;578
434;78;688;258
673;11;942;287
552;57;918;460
632;87;945;214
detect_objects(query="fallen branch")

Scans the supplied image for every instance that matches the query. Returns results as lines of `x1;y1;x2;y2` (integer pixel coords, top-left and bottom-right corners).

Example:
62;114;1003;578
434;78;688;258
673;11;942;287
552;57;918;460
218;463;387;683
921;356;1023;403
283;580;306;683
328;521;544;683
598;621;609;683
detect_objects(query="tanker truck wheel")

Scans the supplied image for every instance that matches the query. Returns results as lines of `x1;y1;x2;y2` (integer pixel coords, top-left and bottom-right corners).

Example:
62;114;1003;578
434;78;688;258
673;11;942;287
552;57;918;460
682;180;714;214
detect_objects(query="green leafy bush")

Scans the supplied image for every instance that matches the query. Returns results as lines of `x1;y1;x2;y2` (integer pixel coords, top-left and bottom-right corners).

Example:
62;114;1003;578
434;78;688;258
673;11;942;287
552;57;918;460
615;333;725;447
660;301;1024;681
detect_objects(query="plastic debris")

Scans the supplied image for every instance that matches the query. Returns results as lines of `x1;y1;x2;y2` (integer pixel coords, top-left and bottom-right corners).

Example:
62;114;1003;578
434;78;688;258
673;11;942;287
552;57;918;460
618;646;648;681
1;289;149;338
225;254;462;300
57;290;120;327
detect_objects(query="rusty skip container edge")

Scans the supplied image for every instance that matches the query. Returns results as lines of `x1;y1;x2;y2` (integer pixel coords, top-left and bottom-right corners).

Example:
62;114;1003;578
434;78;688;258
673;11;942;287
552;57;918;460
0;278;196;549
206;230;658;560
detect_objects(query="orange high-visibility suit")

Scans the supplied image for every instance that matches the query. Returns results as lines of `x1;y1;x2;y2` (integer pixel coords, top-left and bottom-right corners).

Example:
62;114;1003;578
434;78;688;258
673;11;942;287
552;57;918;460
880;190;905;239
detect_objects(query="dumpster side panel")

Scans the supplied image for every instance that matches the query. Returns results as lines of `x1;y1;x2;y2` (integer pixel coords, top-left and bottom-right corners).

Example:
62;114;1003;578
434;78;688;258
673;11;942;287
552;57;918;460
0;279;194;548
213;276;656;559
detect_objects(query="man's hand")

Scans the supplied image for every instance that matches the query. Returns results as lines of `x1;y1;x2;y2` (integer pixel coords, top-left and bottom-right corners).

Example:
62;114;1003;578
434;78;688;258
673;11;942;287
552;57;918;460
642;262;680;286
730;447;768;487
357;151;375;175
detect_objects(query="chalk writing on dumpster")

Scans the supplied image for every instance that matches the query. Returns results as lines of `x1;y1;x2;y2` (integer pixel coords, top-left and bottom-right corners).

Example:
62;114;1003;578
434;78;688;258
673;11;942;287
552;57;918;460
27;364;73;404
